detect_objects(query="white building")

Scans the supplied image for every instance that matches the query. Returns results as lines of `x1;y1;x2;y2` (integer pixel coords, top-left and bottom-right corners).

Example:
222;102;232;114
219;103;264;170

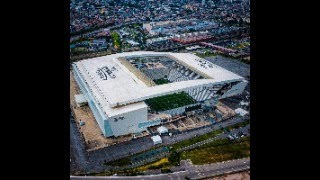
126;39;140;46
151;135;162;145
72;51;247;137
240;101;249;106
157;126;168;135
235;108;249;116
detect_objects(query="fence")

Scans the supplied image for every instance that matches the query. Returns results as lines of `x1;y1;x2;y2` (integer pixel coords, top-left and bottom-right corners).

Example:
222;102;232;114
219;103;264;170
176;135;221;153
105;151;170;171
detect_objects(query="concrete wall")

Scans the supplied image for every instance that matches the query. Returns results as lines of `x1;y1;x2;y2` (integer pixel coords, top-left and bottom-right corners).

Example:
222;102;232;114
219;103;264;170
161;103;200;116
73;64;150;137
73;65;113;137
107;106;148;137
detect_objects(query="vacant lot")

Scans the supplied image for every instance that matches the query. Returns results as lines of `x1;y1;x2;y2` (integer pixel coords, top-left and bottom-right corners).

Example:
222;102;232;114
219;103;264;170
135;158;169;172
181;137;250;165
171;129;223;151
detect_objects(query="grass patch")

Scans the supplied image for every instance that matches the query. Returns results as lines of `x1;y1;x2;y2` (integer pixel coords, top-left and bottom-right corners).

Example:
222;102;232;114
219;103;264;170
111;31;121;49
105;146;169;167
153;78;170;85
180;137;250;165
195;51;219;58
132;152;180;173
103;121;249;174
131;147;169;162
145;92;195;112
104;156;131;167
168;151;180;166
161;167;172;173
171;129;223;151
225;119;250;132
134;158;169;172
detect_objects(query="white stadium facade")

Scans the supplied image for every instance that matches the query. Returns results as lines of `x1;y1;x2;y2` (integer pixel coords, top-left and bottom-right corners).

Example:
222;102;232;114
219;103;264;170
72;51;247;137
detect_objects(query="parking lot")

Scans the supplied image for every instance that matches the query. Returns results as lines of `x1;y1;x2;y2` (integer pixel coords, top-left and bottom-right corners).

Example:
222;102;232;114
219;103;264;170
205;55;250;80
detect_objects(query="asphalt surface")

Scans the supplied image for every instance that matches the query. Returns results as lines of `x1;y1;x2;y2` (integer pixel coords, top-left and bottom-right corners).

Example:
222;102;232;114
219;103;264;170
175;124;250;153
88;136;155;168
162;116;247;146
186;158;250;179
71;112;155;173
71;115;248;174
70;158;250;180
204;56;250;80
70;115;91;173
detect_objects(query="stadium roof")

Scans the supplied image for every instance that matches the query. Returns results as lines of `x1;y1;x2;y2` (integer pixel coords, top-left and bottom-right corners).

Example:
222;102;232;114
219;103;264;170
73;51;244;115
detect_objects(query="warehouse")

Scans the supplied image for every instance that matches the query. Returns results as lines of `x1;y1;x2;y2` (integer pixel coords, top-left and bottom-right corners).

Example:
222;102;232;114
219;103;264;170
72;51;247;137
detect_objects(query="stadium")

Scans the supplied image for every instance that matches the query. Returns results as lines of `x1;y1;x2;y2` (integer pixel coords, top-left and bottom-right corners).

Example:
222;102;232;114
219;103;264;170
72;51;247;137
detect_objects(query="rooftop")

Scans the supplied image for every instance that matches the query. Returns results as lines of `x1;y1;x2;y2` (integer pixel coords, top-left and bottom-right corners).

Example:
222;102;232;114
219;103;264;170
73;51;244;116
151;135;162;143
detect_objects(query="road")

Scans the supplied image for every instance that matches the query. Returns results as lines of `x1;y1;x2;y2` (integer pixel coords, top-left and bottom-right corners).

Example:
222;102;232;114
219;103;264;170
175;124;250;153
162;116;247;145
71;115;248;173
186;157;250;179
70;114;104;173
70;114;89;173
70;158;250;180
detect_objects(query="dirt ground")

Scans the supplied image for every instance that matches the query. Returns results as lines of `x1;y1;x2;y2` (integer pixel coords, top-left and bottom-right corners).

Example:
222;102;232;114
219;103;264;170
151;116;211;133
216;102;236;119
70;71;148;151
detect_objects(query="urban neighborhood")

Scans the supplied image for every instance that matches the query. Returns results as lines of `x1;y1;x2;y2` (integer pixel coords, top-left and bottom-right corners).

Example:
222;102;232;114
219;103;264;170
70;0;250;179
